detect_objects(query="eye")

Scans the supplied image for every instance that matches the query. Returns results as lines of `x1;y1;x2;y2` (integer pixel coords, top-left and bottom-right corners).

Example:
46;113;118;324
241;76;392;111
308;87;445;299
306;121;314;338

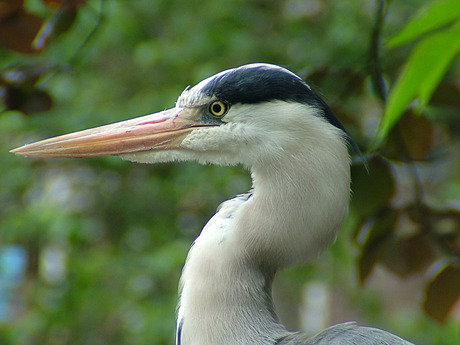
209;101;229;117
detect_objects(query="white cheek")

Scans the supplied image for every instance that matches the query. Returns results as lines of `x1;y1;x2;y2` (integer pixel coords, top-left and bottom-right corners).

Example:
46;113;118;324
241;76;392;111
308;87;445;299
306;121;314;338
180;125;261;167
180;125;240;152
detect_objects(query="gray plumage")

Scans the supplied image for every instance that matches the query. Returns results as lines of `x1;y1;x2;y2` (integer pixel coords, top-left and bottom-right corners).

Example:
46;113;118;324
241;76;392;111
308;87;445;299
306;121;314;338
276;323;415;345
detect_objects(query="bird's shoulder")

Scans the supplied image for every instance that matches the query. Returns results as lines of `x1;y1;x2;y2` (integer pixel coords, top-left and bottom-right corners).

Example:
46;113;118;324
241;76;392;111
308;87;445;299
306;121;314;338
275;323;416;345
199;190;253;237
215;189;253;215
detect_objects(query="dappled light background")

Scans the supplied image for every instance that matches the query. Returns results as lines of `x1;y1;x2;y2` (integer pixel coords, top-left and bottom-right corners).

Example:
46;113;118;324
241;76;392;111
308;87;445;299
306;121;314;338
1;1;460;344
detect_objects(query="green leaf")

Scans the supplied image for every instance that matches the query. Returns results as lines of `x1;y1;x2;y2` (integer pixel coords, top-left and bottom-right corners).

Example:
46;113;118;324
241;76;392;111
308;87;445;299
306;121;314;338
388;0;460;47
372;24;460;148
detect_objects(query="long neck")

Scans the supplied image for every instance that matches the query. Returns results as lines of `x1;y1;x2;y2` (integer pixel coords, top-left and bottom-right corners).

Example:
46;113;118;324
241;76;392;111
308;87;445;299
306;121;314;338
177;238;288;345
177;135;350;345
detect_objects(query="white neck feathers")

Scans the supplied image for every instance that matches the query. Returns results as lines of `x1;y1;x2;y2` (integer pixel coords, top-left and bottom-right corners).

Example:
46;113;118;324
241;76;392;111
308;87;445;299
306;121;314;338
177;117;350;345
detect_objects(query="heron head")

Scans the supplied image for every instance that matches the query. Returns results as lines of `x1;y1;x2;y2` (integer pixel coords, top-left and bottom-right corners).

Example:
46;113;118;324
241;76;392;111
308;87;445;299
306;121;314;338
11;63;350;169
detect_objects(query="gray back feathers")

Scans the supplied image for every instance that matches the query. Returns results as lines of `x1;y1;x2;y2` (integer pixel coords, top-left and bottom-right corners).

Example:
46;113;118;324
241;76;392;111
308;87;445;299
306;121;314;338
276;323;416;345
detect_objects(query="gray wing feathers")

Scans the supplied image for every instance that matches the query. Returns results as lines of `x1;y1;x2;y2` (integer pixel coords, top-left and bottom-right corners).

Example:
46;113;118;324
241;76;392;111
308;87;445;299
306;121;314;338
276;323;416;345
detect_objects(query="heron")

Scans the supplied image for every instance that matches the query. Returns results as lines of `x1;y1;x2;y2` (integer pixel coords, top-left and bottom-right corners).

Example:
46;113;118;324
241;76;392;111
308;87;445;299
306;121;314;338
12;63;416;345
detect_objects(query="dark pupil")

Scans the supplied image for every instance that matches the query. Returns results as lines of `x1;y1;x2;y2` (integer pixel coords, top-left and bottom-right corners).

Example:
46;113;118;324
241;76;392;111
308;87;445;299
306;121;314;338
213;103;222;113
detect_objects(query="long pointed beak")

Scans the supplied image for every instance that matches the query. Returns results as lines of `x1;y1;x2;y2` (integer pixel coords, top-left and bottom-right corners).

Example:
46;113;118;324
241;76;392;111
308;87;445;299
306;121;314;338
10;107;208;158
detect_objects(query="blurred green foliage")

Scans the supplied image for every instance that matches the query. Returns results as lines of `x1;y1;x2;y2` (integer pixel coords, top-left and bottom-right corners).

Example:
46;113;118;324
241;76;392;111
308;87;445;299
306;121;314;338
1;1;460;345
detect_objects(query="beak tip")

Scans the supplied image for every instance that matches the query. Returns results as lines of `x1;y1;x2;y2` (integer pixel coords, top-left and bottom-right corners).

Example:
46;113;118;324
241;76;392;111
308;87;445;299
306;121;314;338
10;144;48;157
10;147;23;155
